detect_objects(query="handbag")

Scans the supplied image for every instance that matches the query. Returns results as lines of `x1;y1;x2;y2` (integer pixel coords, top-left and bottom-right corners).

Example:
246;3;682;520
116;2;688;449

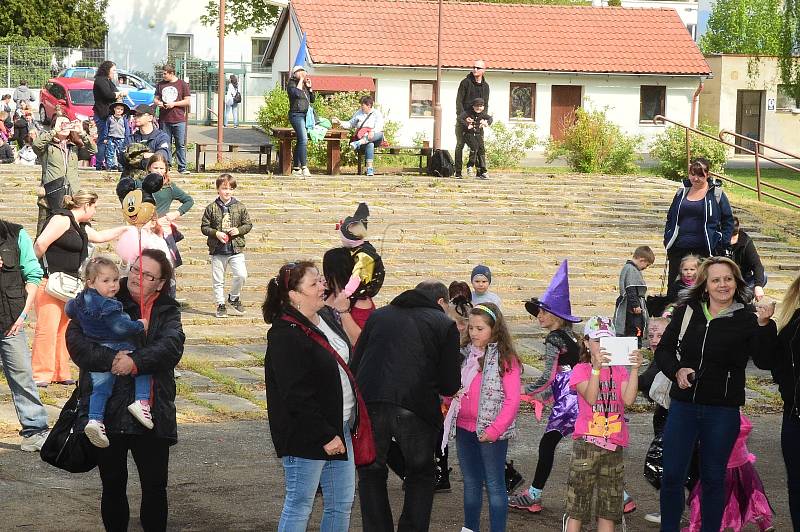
40;386;97;473
281;314;377;466
649;306;693;409
351;112;390;148
42;253;83;302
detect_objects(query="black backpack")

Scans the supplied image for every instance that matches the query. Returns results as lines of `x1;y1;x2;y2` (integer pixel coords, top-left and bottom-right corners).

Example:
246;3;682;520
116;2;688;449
427;149;454;177
233;90;242;104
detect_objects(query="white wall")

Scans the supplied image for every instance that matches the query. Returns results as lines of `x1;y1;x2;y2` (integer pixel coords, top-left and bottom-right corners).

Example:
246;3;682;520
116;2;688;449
105;0;272;73
592;0;698;37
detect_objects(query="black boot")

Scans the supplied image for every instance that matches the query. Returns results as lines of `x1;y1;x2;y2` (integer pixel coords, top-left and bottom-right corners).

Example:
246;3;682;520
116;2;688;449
505;460;523;494
435;444;451;493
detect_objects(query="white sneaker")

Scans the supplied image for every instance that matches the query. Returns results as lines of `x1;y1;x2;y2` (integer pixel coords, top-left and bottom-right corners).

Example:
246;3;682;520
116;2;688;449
85;420;110;448
20;430;50;452
302;166;311;176
291;167;303;176
128;400;154;429
466;166;475;177
644;512;661;524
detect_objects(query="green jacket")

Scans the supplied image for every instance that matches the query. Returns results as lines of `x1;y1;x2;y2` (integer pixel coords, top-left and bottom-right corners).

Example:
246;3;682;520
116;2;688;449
33;130;96;190
200;198;252;254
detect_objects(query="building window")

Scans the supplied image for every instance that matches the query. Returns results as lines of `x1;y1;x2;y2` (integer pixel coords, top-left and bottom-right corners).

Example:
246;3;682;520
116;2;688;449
686;24;697;40
409;80;436;117
280;71;289;89
777;84;798;111
509;83;535;120
251;38;270;63
640;85;666;122
167;34;192;58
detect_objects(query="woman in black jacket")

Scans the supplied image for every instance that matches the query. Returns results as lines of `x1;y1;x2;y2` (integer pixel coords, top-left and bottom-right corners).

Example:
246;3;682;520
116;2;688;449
655;256;775;532
66;249;184;532
92;60;127;171
264;260;357;530
286;65;314;176
768;273;800;529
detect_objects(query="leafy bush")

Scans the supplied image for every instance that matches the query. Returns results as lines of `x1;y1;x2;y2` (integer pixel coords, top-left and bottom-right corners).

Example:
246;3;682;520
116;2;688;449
650;122;727;180
545;107;642;174
484;120;538;168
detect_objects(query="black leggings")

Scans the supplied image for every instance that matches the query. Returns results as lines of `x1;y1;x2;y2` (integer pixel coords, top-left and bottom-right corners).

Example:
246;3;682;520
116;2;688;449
531;430;564;489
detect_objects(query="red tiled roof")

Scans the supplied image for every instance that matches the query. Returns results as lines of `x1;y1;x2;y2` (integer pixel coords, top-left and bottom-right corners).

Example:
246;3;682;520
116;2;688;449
311;75;376;92
290;0;710;75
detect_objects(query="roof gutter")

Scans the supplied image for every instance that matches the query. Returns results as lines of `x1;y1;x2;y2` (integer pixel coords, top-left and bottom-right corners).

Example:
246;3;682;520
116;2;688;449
690;79;705;128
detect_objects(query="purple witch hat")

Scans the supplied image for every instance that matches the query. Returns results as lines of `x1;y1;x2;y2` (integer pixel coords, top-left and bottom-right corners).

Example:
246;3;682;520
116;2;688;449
524;260;581;323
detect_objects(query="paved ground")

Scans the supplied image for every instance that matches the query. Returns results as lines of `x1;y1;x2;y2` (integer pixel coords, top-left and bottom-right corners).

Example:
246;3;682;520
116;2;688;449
0;412;790;531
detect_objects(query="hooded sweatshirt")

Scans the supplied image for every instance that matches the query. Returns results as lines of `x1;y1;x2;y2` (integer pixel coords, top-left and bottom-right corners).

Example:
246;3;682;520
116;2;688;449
730;230;766;287
455;72;490;115
352;288;462;427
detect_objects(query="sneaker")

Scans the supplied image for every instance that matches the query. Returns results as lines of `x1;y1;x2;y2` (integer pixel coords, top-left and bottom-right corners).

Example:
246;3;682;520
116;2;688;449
623;493;637;514
466;166;475;177
215;304;227;318
366;167;375;176
55;379;76;385
434;466;452;493
179;169;191;175
20;430;50;452
644;512;661;524
128;400;154;429
477;172;489;180
302;166;311;177
174;369;182;379
454;173;463;179
227;296;244;316
85;420;110;448
505;460;524;494
349;140;361;151
291;167;303;176
35;381;49;388
508;490;542;513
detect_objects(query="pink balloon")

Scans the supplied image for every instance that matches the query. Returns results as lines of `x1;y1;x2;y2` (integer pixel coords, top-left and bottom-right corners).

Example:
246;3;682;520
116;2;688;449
115;227;141;263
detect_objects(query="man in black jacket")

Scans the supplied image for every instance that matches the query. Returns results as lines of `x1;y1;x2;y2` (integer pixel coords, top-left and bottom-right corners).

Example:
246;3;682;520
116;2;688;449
730;217;766;300
454;60;490;178
353;281;461;531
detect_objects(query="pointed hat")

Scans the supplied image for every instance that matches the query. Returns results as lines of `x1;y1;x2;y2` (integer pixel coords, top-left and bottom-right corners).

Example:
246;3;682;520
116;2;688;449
524;260;581;323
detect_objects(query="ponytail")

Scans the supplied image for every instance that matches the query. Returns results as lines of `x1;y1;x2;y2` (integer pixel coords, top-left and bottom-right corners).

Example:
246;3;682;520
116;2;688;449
262;260;317;324
63;190;98;209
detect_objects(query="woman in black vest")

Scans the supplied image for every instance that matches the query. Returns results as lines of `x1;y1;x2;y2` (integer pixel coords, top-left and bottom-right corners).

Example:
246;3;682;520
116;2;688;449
31;191;126;386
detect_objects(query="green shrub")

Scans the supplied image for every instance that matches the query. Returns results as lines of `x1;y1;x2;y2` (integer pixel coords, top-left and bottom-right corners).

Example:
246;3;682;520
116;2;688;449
484;120;538;169
545;107;642;174
650;121;727;180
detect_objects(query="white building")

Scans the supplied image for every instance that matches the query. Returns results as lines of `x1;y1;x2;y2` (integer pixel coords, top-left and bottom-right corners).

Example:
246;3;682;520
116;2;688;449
264;0;710;151
593;0;699;39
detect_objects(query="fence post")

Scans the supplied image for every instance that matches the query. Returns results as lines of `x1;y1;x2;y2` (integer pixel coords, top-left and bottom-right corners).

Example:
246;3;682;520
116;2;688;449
6;46;10;88
755;144;762;202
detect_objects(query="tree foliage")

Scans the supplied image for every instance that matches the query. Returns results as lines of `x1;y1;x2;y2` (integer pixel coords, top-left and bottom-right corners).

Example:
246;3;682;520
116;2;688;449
699;0;783;56
0;0;108;48
202;1;280;34
780;0;800;108
650;122;727;181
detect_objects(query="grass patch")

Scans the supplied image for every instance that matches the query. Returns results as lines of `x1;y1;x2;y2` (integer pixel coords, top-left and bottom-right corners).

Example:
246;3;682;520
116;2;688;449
717;167;800;209
179;358;266;409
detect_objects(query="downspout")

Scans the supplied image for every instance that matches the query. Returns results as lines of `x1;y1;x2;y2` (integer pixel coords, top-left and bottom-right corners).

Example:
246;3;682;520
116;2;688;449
690;79;704;128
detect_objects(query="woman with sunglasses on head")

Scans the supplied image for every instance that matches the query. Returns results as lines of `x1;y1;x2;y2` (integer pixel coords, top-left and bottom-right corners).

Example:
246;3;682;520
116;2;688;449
655;256;776;531
264;261;357;531
65;248;184;532
663;157;735;298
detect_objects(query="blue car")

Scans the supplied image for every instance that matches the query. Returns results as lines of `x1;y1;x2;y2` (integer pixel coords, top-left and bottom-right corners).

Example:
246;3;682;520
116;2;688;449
58;67;156;106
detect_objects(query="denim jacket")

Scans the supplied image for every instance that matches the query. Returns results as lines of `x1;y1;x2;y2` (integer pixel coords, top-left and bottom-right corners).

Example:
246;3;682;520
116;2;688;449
65;288;144;352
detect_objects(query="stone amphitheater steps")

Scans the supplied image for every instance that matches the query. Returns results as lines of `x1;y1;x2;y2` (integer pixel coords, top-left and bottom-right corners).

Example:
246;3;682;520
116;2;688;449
1;167;795;416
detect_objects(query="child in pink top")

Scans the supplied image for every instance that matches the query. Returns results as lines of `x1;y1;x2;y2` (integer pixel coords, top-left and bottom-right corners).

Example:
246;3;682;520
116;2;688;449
564;316;642;532
444;303;521;532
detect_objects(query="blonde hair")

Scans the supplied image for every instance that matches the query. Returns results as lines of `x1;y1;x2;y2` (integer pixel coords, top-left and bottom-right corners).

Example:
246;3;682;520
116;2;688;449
680;256;751;305
63;190;98;209
680;254;701;270
777;273;800;331
84;255;119;283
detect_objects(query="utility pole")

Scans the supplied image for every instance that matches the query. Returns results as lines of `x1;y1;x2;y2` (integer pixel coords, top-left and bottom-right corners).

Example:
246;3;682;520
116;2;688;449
433;0;443;149
217;0;226;163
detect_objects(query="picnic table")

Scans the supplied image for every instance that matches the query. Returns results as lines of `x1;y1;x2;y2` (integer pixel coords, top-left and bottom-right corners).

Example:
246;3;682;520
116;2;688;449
194;142;272;173
270;127;349;175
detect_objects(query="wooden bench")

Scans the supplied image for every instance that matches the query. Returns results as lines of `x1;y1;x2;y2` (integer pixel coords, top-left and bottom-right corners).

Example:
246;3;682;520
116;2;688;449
357;145;432;175
195;142;273;173
270;127;349;175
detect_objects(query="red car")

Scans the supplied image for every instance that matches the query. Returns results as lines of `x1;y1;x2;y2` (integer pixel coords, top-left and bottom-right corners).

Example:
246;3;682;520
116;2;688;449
39;77;94;124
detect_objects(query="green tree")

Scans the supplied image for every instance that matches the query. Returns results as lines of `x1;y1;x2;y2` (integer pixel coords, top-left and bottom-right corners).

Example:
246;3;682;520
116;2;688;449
699;0;783;56
780;0;800;108
0;0;108;48
201;1;280;34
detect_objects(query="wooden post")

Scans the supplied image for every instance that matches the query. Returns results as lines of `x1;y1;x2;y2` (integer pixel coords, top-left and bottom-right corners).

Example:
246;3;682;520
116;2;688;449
217;0;226;163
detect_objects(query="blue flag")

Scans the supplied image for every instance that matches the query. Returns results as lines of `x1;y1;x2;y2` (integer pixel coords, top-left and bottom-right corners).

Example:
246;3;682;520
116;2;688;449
294;32;308;68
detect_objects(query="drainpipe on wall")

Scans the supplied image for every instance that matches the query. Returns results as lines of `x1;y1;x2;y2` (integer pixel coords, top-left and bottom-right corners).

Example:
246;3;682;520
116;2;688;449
690;79;704;128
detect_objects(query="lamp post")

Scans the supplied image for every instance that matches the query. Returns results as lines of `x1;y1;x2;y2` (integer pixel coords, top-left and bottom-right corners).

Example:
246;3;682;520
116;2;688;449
432;0;443;150
217;0;226;163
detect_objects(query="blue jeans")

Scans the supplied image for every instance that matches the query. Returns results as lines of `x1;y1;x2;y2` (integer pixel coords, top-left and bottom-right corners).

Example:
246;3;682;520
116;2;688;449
160;121;187;172
360;132;384;161
93;114;108;170
278;423;355;531
0;330;49;436
783;412;800;529
89;371;152;421
105;137;126;169
224;103;238;127
289;112;307;168
456;428;509;532
660;399;740;532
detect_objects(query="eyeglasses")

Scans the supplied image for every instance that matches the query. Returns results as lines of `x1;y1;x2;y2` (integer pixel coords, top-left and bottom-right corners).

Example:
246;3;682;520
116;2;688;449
130;265;160;282
472;66;484;70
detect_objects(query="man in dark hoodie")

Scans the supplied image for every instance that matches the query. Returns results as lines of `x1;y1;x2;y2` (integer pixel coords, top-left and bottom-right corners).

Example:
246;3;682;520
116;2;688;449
730;216;766;300
454;60;490;178
352;280;461;531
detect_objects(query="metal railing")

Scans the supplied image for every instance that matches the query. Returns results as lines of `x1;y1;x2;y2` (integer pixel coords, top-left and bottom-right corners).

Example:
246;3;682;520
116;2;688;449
654;115;800;209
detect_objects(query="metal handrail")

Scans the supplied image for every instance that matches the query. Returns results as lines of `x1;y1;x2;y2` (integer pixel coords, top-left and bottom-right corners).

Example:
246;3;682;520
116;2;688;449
653;115;800;208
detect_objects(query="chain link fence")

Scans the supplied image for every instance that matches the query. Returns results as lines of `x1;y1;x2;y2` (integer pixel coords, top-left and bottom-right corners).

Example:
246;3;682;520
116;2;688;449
0;46;105;88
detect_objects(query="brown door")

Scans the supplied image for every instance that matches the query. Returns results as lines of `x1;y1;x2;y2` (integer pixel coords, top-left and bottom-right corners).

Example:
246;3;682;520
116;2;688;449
735;90;763;154
550;85;583;140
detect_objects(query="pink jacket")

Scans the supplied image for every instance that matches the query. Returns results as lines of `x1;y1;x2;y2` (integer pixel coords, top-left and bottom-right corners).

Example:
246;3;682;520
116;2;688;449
456;359;521;441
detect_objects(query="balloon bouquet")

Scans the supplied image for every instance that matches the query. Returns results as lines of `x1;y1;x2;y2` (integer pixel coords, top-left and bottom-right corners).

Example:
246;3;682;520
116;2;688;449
115;173;164;314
